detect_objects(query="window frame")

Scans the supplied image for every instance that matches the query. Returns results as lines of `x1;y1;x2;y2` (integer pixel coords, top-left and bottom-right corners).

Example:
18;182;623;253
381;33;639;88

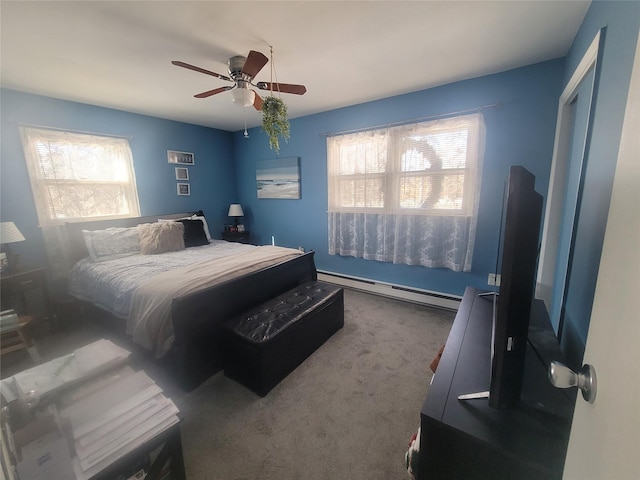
19;126;141;226
327;113;484;217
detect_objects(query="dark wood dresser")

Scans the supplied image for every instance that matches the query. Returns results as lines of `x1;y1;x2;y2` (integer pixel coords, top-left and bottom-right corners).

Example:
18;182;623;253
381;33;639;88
418;287;575;480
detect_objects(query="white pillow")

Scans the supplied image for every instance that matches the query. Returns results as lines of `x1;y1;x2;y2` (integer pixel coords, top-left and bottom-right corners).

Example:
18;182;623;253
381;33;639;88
138;222;185;255
83;227;140;262
158;214;211;241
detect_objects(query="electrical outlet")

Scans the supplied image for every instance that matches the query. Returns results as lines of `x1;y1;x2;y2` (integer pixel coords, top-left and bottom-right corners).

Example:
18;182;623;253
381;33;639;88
488;273;496;286
495;274;501;287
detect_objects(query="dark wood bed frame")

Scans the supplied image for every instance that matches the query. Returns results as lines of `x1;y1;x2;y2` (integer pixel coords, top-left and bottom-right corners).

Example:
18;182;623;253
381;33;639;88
63;213;318;391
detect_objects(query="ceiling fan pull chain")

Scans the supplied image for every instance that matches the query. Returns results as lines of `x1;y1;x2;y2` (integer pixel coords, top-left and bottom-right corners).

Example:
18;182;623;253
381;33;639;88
243;102;249;137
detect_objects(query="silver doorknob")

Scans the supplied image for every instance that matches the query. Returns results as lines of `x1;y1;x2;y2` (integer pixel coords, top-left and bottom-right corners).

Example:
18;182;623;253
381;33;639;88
549;361;597;403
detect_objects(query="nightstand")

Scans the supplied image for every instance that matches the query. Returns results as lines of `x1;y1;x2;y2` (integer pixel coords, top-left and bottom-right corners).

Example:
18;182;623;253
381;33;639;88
222;231;251;244
0;266;55;332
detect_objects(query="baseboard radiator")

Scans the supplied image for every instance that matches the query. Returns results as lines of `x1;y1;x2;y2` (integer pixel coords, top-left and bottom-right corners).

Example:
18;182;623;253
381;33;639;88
317;270;461;311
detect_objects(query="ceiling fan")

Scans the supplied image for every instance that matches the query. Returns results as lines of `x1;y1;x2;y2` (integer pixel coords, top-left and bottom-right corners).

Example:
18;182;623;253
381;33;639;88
172;50;306;110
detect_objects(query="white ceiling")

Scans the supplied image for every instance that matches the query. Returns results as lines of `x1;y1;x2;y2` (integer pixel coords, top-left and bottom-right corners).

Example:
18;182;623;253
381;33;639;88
1;1;590;132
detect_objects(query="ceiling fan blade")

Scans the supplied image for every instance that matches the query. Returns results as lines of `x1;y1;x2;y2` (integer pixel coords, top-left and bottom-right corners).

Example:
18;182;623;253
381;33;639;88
256;82;307;95
242;50;269;78
252;91;264;111
194;86;233;98
172;60;232;82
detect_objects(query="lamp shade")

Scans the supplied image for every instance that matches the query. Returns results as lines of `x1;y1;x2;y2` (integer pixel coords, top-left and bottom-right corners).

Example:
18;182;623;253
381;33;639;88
228;204;244;217
231;87;255;108
0;222;25;244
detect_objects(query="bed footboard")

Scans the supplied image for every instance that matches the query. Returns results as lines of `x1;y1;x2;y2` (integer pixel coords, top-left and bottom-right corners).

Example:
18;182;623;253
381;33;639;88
168;251;317;391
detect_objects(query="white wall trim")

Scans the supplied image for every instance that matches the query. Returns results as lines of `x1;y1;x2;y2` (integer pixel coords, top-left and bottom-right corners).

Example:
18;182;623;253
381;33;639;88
562;30;601;104
317;270;461;311
537;30;602;312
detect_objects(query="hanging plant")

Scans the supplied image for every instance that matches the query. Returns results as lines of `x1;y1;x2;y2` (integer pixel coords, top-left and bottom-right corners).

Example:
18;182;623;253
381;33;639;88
261;96;290;153
260;46;291;153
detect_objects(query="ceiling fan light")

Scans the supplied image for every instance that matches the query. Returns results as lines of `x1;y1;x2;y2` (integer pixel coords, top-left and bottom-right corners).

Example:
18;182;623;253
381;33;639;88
231;87;255;107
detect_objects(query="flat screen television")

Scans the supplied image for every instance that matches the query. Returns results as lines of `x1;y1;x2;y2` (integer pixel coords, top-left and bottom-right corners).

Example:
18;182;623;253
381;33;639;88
488;165;543;409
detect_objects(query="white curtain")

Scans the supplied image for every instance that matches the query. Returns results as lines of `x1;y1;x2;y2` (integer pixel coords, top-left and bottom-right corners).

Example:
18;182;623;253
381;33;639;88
327;113;485;272
327;212;477;272
19;127;140;226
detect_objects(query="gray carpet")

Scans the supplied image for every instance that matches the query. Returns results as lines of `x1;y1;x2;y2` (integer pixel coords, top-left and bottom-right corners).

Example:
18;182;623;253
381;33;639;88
1;287;454;480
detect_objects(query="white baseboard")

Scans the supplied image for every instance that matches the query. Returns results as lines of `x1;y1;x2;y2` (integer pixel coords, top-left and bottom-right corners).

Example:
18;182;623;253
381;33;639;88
317;270;461;311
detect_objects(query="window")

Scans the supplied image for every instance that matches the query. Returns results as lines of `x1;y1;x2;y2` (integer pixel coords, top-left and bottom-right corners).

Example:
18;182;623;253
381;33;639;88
328;113;483;215
20;127;140;225
327;113;485;272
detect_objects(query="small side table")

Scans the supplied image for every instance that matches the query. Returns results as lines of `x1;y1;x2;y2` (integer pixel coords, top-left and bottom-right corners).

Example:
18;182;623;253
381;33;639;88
222;230;251;244
0;315;40;363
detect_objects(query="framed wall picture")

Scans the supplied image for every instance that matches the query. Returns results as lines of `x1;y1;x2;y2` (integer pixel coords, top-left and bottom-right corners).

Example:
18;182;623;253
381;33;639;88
256;157;301;199
175;167;189;180
177;183;190;196
168;150;195;165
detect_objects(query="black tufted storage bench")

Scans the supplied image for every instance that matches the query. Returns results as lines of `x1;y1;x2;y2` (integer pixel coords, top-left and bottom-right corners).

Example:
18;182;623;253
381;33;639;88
222;281;344;396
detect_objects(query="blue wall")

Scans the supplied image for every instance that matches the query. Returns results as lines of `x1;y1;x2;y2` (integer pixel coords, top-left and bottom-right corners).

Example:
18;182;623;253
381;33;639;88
1;60;565;299
0;89;236;268
233;60;565;297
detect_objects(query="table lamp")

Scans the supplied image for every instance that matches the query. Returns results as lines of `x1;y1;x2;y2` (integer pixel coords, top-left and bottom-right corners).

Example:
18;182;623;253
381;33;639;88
228;204;244;230
0;221;26;272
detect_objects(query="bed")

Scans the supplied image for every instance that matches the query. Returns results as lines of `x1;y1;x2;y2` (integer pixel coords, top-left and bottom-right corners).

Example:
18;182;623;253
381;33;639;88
63;212;317;391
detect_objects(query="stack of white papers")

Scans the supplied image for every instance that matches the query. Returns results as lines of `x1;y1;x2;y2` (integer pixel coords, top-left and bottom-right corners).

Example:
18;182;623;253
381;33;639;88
12;339;130;402
59;369;180;479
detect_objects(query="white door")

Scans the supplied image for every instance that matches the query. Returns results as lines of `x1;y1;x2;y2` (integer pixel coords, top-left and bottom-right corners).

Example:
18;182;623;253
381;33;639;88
562;33;640;479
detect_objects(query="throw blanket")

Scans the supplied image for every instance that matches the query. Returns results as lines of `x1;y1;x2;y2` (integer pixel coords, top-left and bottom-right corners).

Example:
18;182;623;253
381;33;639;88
127;245;302;357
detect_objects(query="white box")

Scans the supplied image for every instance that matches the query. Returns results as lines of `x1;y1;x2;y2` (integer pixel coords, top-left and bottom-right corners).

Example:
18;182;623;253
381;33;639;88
12;415;75;480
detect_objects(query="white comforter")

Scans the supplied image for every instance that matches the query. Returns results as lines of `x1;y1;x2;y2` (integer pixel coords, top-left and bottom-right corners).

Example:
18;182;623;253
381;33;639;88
68;242;302;357
69;240;254;318
127;245;302;357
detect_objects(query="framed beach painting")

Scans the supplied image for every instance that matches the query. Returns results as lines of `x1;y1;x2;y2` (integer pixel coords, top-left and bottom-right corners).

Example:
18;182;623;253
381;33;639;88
256;157;301;199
